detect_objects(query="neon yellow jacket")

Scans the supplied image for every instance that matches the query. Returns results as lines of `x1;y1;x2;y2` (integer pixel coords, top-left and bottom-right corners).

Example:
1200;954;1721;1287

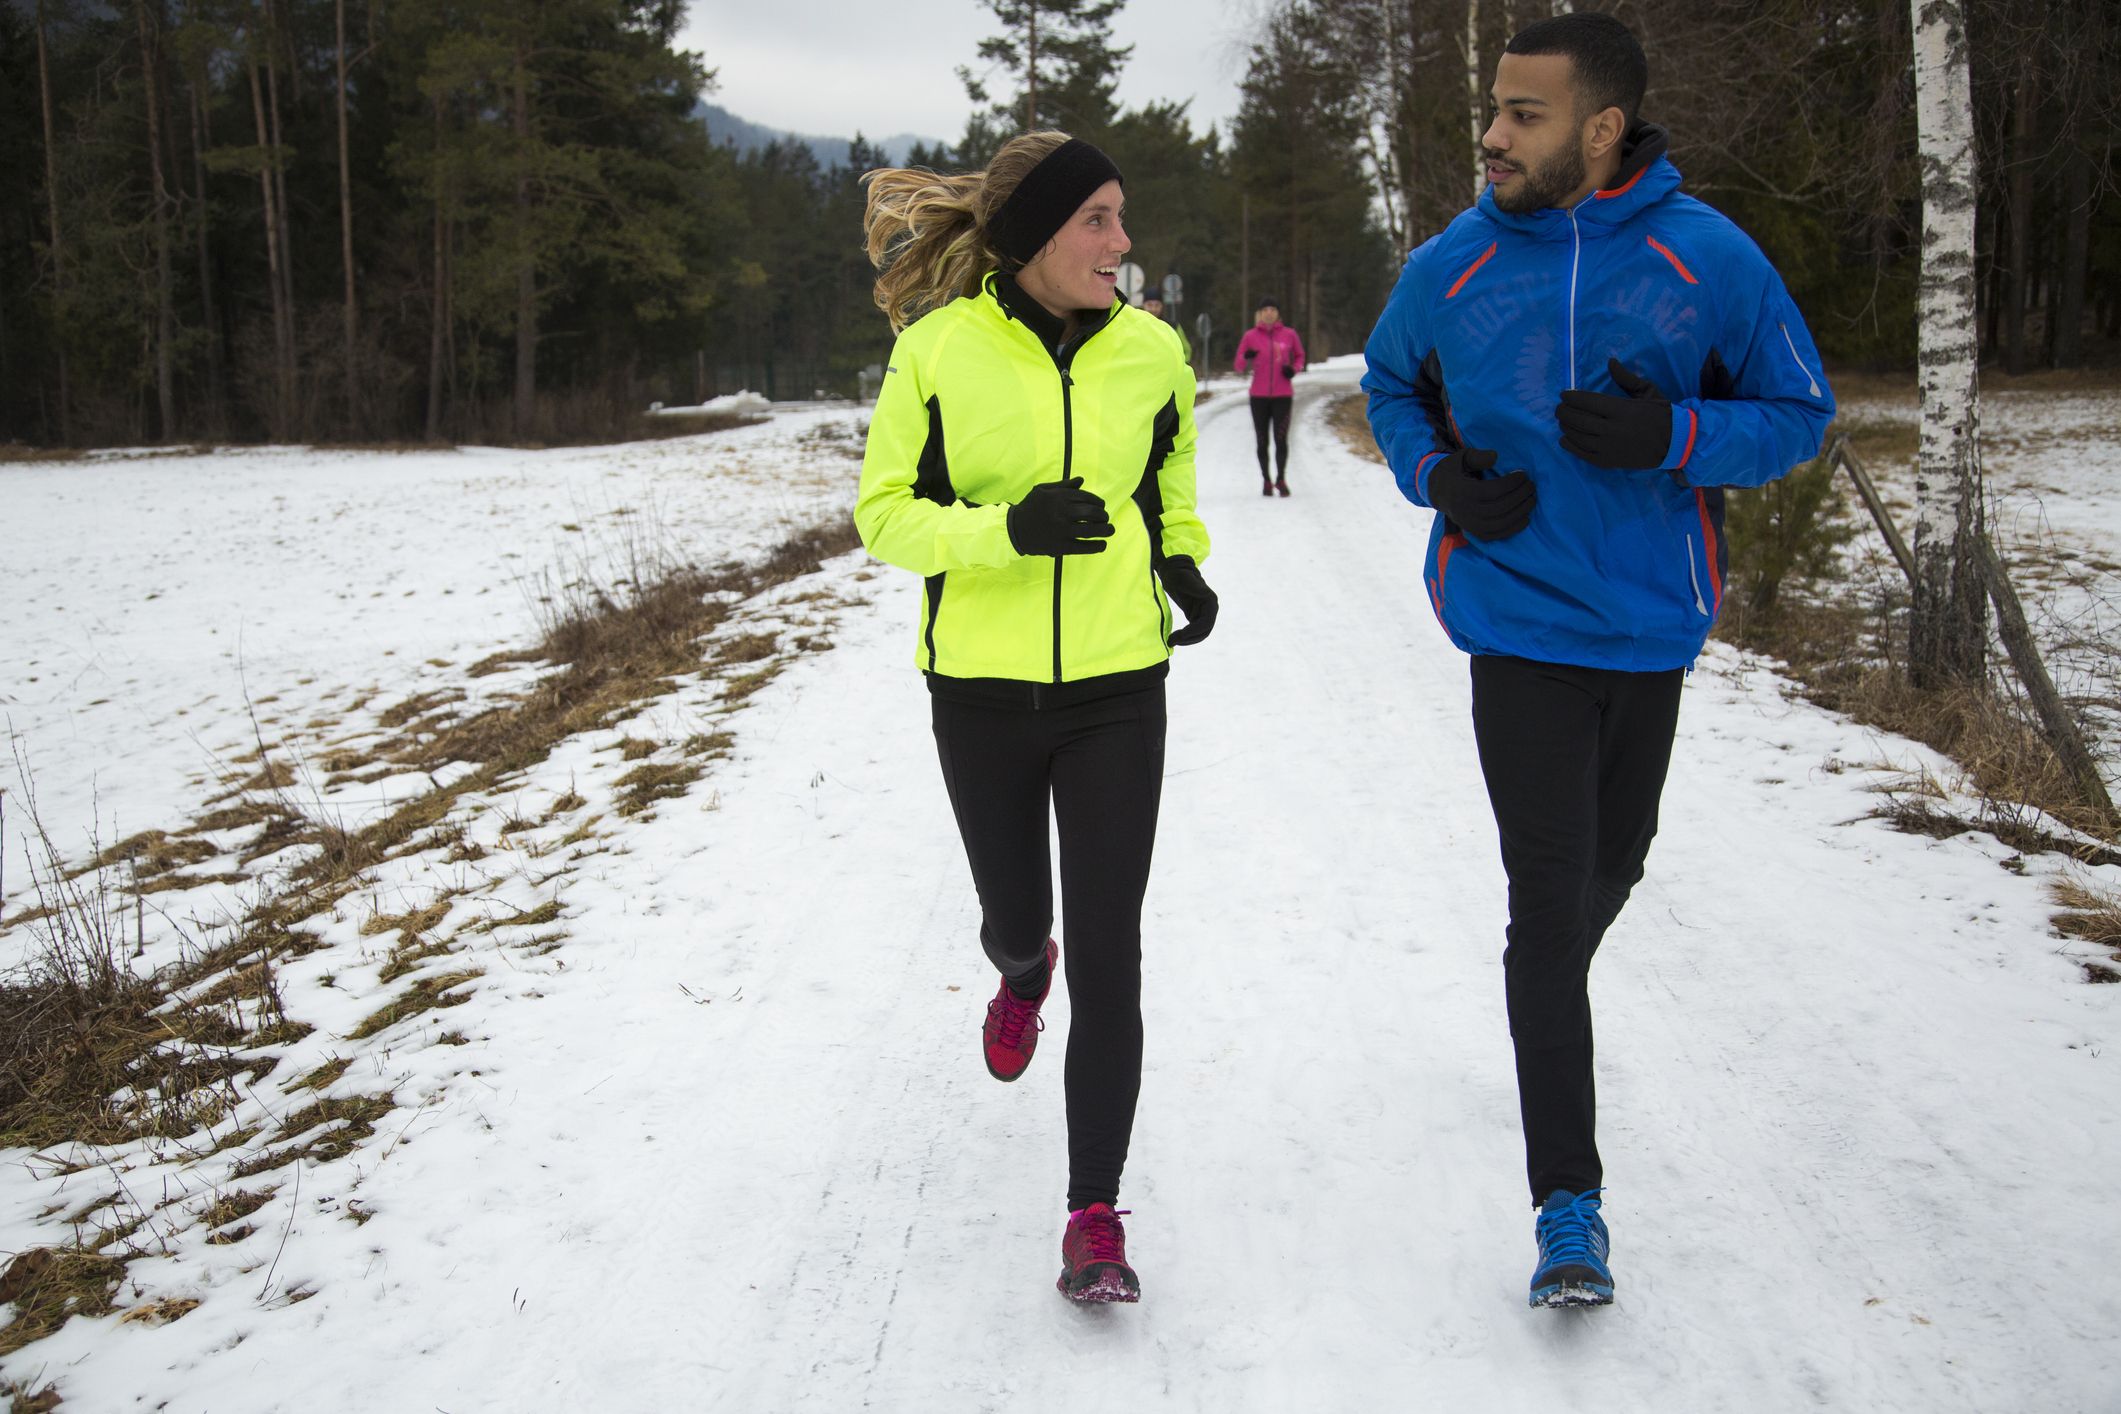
856;275;1208;685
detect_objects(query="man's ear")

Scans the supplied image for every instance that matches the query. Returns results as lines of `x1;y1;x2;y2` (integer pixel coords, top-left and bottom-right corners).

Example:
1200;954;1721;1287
1584;104;1627;160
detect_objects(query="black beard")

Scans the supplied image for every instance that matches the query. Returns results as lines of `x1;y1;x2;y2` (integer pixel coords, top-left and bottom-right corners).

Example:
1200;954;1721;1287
1489;143;1589;213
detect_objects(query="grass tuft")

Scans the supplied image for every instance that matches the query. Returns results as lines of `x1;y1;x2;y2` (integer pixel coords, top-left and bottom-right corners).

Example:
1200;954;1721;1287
0;1248;125;1357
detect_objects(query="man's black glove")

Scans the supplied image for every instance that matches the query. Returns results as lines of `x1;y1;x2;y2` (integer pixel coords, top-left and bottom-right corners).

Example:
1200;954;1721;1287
1424;447;1535;541
1007;476;1113;556
1157;554;1218;646
1280;363;1294;379
1557;357;1674;470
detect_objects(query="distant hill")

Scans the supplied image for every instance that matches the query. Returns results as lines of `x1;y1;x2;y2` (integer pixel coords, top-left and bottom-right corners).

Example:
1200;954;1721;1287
695;101;945;170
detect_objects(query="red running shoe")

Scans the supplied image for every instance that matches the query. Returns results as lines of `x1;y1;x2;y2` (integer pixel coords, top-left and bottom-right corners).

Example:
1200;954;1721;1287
983;938;1057;1082
1057;1204;1140;1303
1276;479;1290;497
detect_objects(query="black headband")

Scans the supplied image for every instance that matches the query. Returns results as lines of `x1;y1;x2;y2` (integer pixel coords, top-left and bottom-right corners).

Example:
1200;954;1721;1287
987;139;1124;268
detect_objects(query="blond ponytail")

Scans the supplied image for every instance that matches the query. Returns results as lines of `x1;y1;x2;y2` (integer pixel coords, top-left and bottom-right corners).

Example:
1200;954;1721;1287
861;130;1073;332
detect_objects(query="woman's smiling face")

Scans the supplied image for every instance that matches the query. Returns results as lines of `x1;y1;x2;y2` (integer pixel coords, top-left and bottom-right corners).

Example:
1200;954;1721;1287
1016;180;1129;319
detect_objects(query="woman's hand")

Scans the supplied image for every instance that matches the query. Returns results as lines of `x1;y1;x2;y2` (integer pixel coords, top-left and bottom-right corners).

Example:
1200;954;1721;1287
1157;555;1218;646
1007;476;1114;556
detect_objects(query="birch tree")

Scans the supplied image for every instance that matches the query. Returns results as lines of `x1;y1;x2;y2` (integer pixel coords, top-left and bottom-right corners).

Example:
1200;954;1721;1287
1906;0;1987;686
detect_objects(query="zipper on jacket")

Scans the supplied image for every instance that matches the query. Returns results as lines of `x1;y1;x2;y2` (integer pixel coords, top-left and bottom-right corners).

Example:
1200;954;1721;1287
1685;533;1708;615
1053;365;1075;685
1566;205;1583;388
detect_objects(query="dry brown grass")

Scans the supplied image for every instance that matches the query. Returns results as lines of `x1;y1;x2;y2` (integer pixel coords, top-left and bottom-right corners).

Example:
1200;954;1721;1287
0;1248;124;1358
2051;876;2121;982
1324;390;1382;464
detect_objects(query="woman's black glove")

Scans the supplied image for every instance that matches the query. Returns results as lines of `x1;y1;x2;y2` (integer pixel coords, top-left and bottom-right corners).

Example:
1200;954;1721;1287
1157;554;1218;646
1424;447;1535;541
1007;476;1114;556
1557;357;1673;470
1280;363;1295;379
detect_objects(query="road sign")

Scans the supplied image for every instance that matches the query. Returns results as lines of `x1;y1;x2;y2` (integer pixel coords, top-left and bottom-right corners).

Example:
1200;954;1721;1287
1161;273;1184;305
1117;262;1145;304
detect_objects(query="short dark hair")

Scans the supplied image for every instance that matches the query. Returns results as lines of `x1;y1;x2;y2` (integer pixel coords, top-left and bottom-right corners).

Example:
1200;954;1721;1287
1504;12;1647;128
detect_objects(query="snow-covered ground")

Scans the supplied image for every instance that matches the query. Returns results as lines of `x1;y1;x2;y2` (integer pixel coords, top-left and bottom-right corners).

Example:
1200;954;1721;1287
1;367;2117;1411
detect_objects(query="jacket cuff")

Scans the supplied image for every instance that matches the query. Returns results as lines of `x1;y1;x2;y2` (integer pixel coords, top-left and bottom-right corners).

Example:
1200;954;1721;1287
1663;404;1701;479
1410;449;1448;506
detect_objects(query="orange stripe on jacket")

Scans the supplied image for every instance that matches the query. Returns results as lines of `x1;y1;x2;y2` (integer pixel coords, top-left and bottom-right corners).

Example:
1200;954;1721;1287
1646;236;1698;285
1434;530;1467;624
1446;243;1498;299
1595;166;1650;199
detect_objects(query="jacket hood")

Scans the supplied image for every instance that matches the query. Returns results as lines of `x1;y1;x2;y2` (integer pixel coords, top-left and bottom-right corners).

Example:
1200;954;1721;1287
1476;122;1678;239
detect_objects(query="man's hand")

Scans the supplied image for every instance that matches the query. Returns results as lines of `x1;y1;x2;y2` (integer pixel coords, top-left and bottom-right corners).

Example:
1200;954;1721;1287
1157;555;1218;646
1557;357;1673;470
1007;476;1114;557
1424;448;1535;541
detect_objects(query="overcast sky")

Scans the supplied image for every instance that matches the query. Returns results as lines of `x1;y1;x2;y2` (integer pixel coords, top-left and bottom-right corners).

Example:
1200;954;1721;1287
678;0;1271;146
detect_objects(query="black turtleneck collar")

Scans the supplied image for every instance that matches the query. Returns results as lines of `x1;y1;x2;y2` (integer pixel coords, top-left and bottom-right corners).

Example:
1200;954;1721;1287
1607;122;1669;192
991;271;1114;365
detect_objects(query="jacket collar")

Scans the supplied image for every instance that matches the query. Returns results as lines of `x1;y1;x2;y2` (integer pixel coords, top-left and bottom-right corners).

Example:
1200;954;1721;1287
1476;122;1679;239
986;271;1115;361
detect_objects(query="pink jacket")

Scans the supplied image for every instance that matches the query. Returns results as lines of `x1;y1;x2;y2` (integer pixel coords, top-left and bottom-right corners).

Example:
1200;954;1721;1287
1235;324;1306;398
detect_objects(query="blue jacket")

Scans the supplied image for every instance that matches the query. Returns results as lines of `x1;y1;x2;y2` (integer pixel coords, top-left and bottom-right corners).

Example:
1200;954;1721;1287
1362;127;1834;671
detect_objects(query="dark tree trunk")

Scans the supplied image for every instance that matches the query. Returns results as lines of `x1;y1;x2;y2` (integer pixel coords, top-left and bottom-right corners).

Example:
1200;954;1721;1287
2001;68;2032;375
36;0;70;444
2051;146;2091;368
250;51;294;435
426;90;446;442
512;43;536;441
264;0;295;342
335;0;358;432
185;62;226;433
137;0;177;440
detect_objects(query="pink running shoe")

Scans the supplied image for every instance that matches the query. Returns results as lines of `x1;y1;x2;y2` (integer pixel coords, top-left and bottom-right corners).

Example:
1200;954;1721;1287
982;938;1057;1082
1057;1204;1140;1303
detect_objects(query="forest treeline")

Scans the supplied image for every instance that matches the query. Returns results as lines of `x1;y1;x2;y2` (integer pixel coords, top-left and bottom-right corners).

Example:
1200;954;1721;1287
1;0;2115;449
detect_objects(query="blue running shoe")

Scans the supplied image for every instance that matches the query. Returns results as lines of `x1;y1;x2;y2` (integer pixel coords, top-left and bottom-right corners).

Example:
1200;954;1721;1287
1529;1188;1614;1308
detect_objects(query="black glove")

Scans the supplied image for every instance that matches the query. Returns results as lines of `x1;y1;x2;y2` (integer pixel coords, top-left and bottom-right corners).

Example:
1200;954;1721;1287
1157;554;1218;646
1240;349;1255;366
1557;357;1673;470
1007;476;1113;556
1280;363;1294;379
1424;447;1535;542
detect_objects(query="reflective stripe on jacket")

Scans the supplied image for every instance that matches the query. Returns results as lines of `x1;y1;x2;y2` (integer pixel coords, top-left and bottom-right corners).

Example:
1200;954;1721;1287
856;275;1208;685
1362;125;1834;672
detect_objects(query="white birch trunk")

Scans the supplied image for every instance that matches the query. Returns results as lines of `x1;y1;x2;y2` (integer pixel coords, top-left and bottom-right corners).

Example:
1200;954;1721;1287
1465;0;1484;205
1907;0;1987;684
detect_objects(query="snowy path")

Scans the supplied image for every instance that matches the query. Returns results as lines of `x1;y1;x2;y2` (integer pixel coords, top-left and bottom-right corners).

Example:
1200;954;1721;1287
4;368;2117;1411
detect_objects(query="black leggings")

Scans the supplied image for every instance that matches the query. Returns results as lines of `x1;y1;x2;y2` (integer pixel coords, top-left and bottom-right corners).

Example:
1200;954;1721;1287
1468;654;1683;1204
1249;395;1292;478
931;685;1166;1211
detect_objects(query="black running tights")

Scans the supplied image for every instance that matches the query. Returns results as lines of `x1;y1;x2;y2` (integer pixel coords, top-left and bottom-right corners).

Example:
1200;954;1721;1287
1468;654;1683;1205
1249;395;1292;478
931;685;1166;1211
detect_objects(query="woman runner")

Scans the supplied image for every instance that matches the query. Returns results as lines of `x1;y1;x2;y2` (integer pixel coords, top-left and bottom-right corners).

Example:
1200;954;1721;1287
856;132;1217;1304
1234;296;1307;495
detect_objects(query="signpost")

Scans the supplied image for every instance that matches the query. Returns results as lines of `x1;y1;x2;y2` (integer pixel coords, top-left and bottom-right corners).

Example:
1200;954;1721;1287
1116;261;1146;305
